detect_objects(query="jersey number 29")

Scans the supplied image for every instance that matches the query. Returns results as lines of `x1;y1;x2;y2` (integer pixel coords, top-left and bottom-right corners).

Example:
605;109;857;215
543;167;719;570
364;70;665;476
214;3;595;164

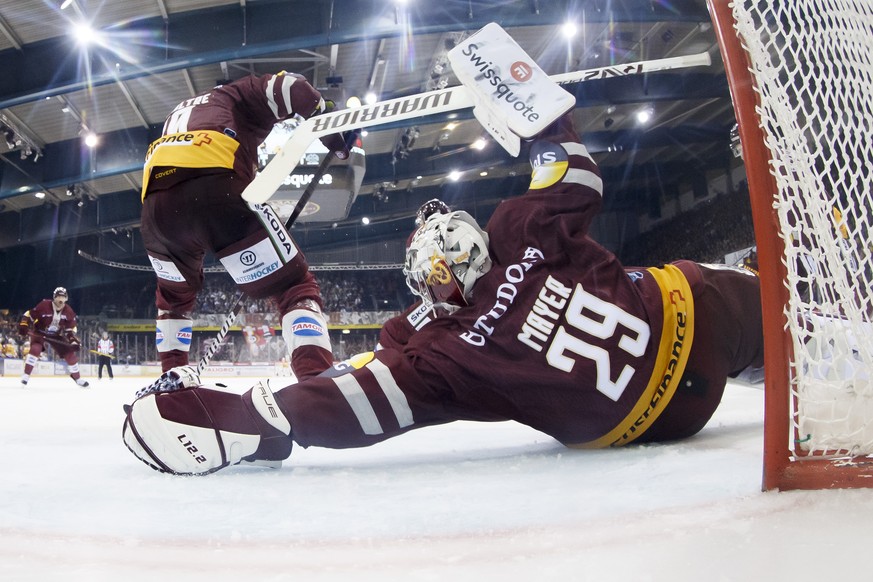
546;284;650;402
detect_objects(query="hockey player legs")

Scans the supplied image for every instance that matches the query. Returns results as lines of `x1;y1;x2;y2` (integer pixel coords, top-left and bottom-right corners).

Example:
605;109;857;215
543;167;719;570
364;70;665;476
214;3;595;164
18;287;90;388
141;172;331;380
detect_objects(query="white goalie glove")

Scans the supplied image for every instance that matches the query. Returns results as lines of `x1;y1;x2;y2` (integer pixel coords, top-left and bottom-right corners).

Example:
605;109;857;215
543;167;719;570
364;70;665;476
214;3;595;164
122;379;293;475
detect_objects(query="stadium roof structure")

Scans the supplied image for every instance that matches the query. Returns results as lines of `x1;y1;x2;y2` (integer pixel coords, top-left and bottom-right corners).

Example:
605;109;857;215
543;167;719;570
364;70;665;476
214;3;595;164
0;0;737;299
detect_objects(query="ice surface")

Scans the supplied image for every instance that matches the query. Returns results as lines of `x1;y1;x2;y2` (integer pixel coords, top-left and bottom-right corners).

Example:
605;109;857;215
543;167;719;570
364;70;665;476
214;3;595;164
1;375;870;581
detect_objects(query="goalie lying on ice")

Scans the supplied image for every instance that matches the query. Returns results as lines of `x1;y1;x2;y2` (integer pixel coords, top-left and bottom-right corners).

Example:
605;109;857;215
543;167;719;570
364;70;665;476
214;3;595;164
122;113;765;475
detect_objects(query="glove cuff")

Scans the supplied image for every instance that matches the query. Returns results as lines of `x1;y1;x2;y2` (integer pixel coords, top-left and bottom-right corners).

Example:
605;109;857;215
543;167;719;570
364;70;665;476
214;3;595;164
248;380;292;435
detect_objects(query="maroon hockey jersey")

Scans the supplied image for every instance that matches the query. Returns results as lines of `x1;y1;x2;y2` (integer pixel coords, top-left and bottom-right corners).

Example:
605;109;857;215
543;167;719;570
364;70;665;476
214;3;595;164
142;72;325;198
21;299;78;338
277;117;701;449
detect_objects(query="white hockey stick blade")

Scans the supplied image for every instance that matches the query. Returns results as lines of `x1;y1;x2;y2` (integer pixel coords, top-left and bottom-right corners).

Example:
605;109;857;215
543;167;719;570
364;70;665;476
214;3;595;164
242;51;712;204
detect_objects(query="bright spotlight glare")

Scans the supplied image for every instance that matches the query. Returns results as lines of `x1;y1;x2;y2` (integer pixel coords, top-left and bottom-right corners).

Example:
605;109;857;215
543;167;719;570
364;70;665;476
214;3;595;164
34;192;46;199
364;92;378;105
361;216;370;225
84;133;99;148
562;22;578;39
72;22;99;46
636;108;653;124
472;138;487;150
448;170;461;182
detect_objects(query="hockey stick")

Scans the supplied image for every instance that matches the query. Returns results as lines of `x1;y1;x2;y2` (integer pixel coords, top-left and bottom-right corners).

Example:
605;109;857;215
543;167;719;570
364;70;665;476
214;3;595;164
26;331;81;350
77;249;401;272
196;148;339;375
242;51;712;204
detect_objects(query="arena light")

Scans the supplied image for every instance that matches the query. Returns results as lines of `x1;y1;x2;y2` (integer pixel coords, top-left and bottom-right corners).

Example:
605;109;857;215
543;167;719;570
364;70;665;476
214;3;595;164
635;107;654;125
83;132;99;148
562;22;578;39
472;137;487;150
72;21;100;47
448;170;461;182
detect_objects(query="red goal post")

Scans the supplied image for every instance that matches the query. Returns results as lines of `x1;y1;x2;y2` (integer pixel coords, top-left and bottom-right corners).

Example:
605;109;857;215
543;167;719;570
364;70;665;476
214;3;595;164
708;0;873;490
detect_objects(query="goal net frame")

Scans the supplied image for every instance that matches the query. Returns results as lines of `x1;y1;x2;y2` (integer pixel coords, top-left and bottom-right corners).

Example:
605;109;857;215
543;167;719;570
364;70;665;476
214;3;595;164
708;0;873;490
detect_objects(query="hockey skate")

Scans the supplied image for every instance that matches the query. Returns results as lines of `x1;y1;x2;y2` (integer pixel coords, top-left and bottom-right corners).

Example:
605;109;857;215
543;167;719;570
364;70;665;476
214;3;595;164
75;378;90;388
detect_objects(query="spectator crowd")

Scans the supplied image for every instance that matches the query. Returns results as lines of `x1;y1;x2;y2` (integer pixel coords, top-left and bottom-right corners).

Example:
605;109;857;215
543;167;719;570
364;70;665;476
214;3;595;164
2;191;756;367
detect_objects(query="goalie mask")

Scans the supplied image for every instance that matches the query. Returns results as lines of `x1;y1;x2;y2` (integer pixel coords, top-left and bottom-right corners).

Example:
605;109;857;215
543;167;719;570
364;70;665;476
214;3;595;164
404;210;492;313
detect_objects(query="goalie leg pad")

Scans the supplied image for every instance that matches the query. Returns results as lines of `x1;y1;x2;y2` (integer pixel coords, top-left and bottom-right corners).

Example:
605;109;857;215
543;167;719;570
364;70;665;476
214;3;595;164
122;383;293;475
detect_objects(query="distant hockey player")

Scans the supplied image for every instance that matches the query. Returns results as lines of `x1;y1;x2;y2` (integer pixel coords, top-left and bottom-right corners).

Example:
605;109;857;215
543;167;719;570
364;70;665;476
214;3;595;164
19;287;89;387
96;331;115;380
140;71;349;379
122;113;765;475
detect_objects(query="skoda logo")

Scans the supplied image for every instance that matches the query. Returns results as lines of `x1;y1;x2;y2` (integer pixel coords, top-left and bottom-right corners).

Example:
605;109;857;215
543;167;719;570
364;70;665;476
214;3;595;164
241;251;257;266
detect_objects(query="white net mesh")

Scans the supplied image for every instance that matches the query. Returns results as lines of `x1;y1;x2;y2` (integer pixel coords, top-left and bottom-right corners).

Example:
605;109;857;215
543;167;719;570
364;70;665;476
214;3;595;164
732;0;873;457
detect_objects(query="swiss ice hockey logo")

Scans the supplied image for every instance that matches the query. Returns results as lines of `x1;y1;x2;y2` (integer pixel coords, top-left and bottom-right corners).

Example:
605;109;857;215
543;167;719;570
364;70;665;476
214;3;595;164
292;316;324;337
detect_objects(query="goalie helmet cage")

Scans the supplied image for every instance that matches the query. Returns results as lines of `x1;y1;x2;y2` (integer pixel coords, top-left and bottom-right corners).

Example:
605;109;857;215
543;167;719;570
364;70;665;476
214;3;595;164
708;0;873;490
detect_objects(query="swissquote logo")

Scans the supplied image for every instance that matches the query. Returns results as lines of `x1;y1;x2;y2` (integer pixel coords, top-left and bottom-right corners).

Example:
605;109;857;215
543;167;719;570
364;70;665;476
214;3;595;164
459;44;541;124
510;61;533;82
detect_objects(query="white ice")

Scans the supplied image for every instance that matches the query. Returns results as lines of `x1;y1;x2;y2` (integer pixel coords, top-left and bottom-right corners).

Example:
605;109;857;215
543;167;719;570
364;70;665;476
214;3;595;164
1;374;871;582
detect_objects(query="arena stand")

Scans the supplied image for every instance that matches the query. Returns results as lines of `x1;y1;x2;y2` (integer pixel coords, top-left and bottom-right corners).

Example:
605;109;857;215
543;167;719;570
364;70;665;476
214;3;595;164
1;269;411;379
1;201;755;379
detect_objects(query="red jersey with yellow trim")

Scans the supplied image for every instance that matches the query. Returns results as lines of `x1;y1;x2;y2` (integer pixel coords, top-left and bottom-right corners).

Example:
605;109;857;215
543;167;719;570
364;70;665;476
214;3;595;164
279;115;700;449
142;72;325;198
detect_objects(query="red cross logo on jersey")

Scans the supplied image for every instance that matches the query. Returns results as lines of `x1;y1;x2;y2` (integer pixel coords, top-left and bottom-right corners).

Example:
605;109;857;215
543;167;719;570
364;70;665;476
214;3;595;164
194;132;212;147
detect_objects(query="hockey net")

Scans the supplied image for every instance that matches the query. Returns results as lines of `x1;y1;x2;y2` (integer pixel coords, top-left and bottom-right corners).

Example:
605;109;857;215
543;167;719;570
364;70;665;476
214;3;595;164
709;0;873;490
